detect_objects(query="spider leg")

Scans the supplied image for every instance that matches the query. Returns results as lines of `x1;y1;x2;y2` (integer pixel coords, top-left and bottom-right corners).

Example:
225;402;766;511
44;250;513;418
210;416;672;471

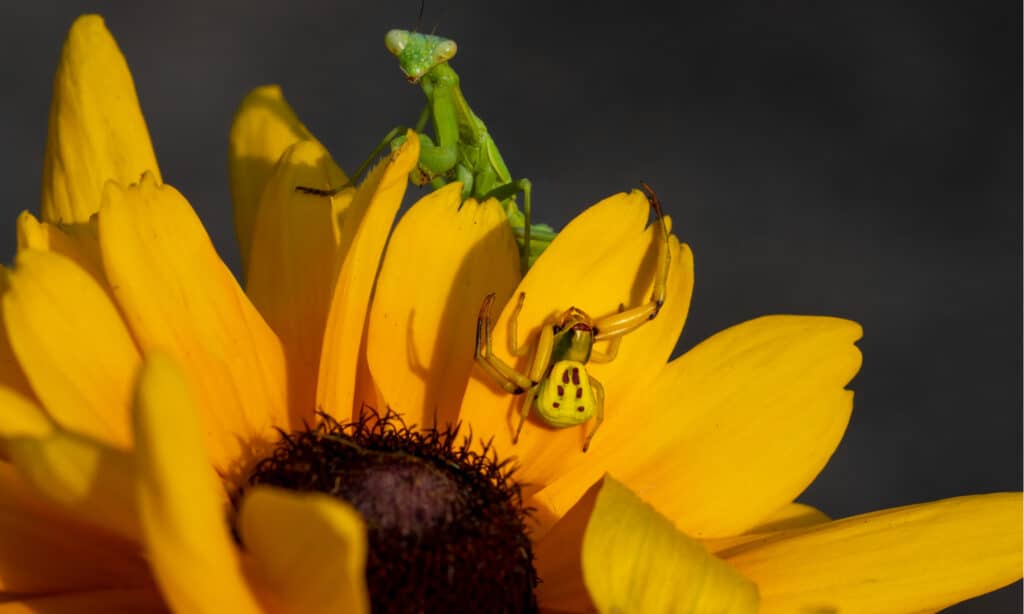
593;183;671;341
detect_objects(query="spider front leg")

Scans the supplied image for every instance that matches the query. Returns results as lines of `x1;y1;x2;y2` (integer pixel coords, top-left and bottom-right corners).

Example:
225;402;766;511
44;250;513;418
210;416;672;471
593;183;672;341
582;377;605;452
474;293;534;394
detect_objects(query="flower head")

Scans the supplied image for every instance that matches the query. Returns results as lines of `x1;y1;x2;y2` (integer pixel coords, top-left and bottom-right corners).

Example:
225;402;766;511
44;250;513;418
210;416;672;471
0;13;1019;614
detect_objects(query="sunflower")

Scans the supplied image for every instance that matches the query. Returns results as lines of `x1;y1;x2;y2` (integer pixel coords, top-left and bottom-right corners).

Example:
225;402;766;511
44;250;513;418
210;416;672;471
0;14;1019;614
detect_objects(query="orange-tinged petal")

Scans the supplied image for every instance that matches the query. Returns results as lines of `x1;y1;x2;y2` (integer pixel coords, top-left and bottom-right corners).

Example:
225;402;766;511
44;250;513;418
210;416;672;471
531;315;861;538
229;84;346;273
133;352;261;614
537;475;759;613
318;134;418;420
16;211;106;289
239;486;369;614
0;589;163;613
5;427;137;541
41;15;160;224
0;464;148;593
721;493;1023;614
2;249;139;447
367;186;520;427
460;189;693;488
247;140;353;420
99;174;289;472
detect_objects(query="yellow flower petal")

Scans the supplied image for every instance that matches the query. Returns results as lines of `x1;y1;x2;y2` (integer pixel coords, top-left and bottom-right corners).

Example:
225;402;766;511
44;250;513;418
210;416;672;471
367;185;520;427
5;427;137;541
317;134;419;419
703;503;831;555
0;386;52;441
460;189;693;487
537;475;759;613
133;352;261;614
747;502;831;533
0;293;33;401
246;140;353;419
239;486;369;614
229;84;346;273
16;211;106;289
721;493;1023;613
98;174;289;471
0;464;149;593
2;249;140;447
41;14;160;224
531;315;862;538
0;589;162;613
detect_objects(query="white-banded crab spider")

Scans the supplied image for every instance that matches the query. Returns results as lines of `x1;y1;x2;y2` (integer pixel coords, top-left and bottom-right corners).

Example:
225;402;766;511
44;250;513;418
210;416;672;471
474;183;671;451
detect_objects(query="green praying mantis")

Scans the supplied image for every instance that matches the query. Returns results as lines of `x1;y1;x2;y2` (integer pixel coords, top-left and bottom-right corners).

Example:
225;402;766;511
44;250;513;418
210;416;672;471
382;29;555;273
300;29;555;272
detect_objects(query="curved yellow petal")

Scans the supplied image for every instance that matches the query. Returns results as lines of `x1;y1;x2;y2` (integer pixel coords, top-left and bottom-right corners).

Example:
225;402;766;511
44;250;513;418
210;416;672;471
746;502;831;533
721;493;1023;614
229;84;346;272
0;386;52;441
2;249;140;447
531;315;861;539
133;352;261;614
537;475;759;613
703;503;831;555
239;486;369;614
459;189;693;488
98;174;289;472
42;14;159;224
0;464;148;594
0;589;163;613
0;286;33;401
17;211;106;289
367;185;520;428
6;426;137;541
317;134;419;420
246;140;352;420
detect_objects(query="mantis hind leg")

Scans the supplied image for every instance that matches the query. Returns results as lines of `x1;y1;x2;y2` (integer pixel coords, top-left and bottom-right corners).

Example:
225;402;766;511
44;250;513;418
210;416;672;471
482;178;534;273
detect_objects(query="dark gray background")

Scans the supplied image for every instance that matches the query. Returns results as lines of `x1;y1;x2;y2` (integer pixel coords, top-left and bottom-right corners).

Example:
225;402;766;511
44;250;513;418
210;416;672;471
2;2;1020;611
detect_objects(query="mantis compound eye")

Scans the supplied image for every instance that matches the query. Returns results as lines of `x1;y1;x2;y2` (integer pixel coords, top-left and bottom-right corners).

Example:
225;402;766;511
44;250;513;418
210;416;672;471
434;39;457;63
384;29;409;55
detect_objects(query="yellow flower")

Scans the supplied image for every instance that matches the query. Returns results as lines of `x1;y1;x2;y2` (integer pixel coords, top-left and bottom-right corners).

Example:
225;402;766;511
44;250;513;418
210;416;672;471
0;13;1019;614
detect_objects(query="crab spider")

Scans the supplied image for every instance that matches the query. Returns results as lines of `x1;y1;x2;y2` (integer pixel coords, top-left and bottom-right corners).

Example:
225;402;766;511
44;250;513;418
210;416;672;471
474;183;671;452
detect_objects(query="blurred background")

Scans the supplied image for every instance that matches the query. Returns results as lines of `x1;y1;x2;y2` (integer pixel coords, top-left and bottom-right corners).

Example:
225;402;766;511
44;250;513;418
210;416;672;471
2;2;1020;610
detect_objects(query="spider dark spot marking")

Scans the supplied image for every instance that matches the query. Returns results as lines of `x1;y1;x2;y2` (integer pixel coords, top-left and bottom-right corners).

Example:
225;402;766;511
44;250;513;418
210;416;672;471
571;368;580;386
556;385;564;396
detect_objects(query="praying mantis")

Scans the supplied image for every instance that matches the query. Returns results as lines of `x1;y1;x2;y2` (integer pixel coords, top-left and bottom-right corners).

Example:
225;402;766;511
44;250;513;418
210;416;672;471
382;29;556;273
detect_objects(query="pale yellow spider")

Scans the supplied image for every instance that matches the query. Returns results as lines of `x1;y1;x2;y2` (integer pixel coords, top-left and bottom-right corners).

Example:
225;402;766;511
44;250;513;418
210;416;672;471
475;183;671;451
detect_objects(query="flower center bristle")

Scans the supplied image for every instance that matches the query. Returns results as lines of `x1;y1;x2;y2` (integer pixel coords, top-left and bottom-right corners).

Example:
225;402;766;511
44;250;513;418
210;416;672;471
235;409;539;613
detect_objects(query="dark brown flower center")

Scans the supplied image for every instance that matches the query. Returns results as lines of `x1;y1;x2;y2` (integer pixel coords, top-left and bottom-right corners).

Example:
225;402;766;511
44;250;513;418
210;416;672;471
234;410;539;613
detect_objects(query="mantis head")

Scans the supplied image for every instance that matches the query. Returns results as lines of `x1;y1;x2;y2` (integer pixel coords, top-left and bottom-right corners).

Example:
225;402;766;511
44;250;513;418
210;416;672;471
385;29;457;83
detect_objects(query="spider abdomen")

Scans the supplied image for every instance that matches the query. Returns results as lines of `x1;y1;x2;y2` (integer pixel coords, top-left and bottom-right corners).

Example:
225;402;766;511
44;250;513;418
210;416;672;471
535;360;596;427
